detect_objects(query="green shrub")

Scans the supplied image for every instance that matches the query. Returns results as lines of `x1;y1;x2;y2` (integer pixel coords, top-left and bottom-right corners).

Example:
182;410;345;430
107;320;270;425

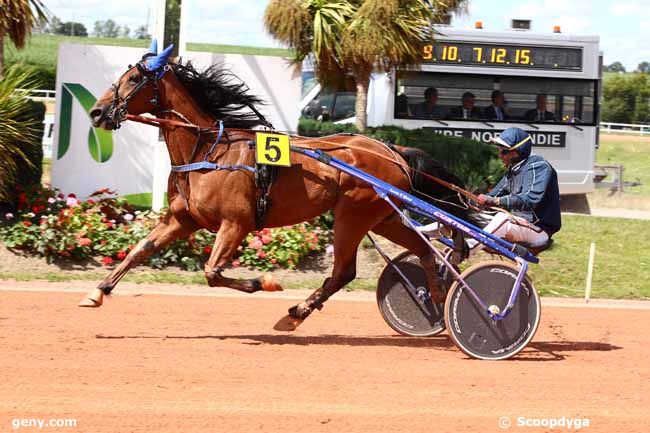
0;65;43;205
0;187;331;272
14;99;45;190
298;118;504;191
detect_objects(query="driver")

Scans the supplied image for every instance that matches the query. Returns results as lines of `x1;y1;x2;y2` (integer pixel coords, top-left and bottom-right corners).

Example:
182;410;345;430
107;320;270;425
475;127;561;247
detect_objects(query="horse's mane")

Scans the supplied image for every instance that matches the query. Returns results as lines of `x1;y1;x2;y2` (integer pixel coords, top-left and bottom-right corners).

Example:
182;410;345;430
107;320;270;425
170;61;266;128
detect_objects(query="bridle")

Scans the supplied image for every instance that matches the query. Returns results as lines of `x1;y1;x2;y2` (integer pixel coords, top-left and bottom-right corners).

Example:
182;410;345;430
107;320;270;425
107;55;166;130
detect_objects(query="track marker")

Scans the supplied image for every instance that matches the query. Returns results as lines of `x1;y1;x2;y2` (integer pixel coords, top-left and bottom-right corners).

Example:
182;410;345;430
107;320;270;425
585;242;596;303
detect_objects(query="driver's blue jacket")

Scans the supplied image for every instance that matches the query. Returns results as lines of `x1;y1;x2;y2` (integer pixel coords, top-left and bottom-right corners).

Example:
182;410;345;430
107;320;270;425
487;154;562;235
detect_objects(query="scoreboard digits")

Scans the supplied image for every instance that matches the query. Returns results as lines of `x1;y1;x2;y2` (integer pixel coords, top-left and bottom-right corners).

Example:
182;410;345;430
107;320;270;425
421;41;582;70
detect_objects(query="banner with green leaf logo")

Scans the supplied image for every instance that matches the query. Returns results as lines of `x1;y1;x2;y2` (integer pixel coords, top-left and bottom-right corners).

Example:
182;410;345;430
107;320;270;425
58;83;113;163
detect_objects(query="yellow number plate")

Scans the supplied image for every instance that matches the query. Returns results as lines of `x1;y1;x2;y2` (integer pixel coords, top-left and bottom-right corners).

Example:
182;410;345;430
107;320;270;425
255;132;291;167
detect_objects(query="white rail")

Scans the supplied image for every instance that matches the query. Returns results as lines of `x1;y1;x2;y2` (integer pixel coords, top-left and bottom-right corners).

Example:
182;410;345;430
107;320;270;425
601;122;650;135
15;88;56;102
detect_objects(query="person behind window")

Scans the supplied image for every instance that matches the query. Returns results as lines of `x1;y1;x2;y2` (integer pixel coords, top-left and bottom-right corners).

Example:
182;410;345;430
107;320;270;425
447;91;481;120
483;90;510;121
411;87;443;119
525;94;555;121
395;93;411;117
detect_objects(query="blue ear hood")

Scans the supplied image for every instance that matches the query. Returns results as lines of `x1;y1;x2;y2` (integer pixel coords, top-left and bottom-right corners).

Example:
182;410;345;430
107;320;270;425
145;44;174;73
148;39;158;55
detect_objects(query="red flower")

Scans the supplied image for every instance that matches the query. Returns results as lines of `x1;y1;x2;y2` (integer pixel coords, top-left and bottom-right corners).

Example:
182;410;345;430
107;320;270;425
67;193;77;198
116;251;127;261
203;246;213;255
18;193;27;209
22;221;32;227
78;238;92;247
232;259;241;267
257;250;266;259
100;240;107;246
86;199;96;205
261;235;273;245
101;256;114;266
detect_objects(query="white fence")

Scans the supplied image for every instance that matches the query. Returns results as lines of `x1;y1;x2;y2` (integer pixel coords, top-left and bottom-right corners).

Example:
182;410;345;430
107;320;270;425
16;88;56;102
601;122;650;135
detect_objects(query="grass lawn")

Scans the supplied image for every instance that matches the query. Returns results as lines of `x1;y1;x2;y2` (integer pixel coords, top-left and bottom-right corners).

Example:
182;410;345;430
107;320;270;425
589;133;650;209
5;34;290;70
526;214;649;299
4;35;149;69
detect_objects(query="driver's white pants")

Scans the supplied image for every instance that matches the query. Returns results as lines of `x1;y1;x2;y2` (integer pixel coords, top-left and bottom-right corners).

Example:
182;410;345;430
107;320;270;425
416;211;549;248
480;212;548;247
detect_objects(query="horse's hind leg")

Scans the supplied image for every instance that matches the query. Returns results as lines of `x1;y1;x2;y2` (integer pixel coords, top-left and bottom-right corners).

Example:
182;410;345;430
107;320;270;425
287;210;383;322
78;210;198;307
370;213;446;303
203;220;283;293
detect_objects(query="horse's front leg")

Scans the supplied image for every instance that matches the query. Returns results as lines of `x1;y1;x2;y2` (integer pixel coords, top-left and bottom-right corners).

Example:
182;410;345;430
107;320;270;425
204;220;283;293
78;211;198;307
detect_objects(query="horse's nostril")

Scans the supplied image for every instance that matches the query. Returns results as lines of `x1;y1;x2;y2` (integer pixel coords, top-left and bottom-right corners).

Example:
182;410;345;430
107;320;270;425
89;108;103;120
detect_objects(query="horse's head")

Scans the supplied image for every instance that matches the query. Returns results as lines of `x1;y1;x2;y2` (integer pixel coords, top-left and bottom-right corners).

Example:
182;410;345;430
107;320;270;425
90;40;174;130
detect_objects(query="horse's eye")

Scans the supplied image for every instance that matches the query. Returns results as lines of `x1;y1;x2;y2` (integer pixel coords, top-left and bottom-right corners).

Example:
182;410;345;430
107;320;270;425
128;75;141;84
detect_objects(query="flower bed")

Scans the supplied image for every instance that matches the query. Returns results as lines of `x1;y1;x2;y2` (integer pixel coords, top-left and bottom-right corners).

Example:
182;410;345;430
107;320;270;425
1;186;331;271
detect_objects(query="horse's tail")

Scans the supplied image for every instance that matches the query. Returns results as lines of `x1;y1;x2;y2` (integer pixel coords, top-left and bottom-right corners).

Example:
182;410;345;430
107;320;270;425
398;147;486;228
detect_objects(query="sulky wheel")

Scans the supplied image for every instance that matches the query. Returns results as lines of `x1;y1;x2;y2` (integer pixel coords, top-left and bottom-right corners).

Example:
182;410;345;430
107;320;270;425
376;251;457;337
444;260;541;360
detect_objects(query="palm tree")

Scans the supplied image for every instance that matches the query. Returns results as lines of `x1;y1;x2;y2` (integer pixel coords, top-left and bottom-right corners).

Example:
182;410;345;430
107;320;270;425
264;0;466;132
0;65;40;202
0;0;49;76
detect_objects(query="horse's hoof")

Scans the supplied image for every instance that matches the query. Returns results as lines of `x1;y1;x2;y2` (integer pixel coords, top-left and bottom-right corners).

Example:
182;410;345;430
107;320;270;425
78;288;104;308
288;303;312;320
273;314;303;332
261;274;283;292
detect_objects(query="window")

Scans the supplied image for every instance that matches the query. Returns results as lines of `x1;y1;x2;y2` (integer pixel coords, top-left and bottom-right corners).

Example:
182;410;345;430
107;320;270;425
395;71;597;125
301;92;356;122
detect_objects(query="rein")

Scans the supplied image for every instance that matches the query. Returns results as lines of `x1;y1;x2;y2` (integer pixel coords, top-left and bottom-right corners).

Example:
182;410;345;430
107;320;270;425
124;113;482;205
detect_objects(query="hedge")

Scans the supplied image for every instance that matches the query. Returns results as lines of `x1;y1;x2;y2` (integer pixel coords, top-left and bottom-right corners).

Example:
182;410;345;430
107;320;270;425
298;118;504;191
14;100;45;191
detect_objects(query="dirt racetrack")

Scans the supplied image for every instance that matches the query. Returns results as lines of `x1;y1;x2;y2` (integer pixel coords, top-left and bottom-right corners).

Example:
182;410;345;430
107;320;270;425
1;283;649;433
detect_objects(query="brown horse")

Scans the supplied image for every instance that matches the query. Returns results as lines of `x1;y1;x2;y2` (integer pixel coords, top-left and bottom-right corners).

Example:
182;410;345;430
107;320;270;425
80;43;475;328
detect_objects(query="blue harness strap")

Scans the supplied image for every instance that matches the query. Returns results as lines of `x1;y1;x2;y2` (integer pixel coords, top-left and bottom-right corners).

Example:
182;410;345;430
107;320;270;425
171;161;256;173
170;121;256;174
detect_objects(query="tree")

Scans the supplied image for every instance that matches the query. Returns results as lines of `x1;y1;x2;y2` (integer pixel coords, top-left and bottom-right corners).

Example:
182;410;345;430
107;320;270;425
0;0;49;76
121;26;131;38
134;25;151;40
93;19;120;38
264;0;467;131
54;22;88;37
606;61;626;73
637;61;650;74
164;0;181;56
602;73;650;124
